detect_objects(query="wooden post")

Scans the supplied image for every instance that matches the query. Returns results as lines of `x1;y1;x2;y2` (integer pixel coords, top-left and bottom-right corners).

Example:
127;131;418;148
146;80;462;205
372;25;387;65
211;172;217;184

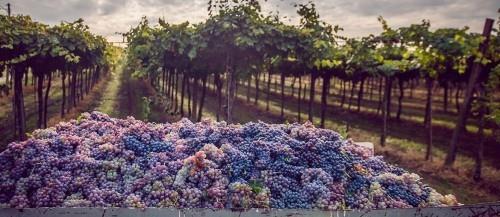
444;18;494;167
425;78;434;161
380;76;392;146
473;87;486;181
298;75;302;122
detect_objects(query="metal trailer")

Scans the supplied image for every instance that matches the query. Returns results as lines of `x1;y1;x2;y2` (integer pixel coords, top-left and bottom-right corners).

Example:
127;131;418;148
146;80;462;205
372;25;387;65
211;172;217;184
1;202;499;217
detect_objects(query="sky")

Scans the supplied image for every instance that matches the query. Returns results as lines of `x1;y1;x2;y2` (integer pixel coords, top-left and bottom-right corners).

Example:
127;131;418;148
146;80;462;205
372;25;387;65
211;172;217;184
2;0;498;43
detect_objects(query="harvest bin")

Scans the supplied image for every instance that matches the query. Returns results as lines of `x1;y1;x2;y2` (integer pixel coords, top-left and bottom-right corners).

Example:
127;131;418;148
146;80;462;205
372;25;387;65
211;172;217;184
1;202;500;217
1;113;495;217
6;144;497;217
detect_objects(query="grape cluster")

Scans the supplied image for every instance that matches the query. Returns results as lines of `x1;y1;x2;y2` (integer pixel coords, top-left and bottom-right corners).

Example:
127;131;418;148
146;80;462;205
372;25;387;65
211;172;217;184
0;111;458;209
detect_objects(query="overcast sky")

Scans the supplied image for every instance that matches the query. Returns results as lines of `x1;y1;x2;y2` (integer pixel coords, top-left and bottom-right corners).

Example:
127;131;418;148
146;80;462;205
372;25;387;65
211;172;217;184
2;0;498;42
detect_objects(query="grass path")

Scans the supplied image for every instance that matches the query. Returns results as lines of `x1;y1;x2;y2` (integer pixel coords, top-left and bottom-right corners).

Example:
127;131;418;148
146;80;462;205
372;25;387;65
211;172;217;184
95;66;123;116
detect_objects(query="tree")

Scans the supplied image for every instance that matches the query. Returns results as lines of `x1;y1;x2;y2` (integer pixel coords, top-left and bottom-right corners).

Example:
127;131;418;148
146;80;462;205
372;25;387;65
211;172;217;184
374;17;407;146
0;15;116;141
294;2;340;127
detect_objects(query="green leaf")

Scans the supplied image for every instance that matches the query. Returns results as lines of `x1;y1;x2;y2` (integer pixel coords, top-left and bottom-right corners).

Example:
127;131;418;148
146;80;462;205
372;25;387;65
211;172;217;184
188;48;197;59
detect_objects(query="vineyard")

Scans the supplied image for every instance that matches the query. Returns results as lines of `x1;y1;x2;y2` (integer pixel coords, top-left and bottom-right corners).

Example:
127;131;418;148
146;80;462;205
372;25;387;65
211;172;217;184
123;1;499;177
0;0;500;213
0;15;122;142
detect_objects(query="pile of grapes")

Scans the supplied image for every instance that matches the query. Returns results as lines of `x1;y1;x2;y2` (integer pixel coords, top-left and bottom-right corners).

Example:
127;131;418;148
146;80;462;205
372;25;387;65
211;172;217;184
0;112;458;209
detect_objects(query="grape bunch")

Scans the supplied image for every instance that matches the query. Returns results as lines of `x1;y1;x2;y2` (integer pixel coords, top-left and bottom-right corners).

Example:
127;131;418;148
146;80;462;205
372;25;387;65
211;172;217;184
0;111;458;209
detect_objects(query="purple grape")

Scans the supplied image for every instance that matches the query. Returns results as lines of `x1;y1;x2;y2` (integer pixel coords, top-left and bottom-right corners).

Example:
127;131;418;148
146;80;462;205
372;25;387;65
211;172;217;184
0;111;458;209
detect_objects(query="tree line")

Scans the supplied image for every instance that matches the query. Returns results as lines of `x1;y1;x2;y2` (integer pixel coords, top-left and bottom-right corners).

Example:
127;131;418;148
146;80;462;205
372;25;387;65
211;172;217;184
124;1;499;178
0;15;121;141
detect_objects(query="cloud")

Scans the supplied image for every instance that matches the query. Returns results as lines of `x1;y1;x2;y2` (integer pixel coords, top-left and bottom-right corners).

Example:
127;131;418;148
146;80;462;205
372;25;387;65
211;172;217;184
4;0;498;41
340;0;453;16
98;0;128;16
9;0;99;23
